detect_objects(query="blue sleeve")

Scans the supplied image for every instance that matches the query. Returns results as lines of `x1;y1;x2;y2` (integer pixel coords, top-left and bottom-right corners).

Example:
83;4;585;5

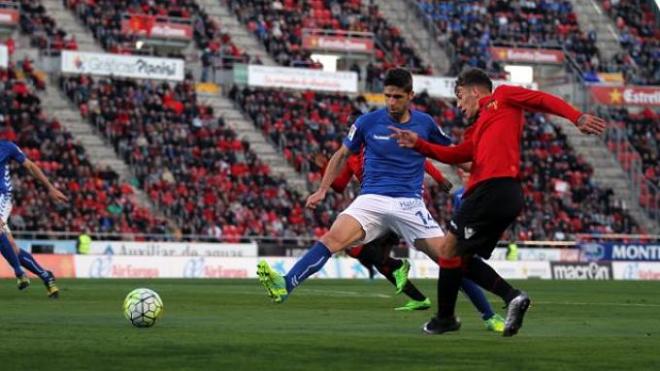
6;142;26;164
342;115;365;153
427;119;453;146
452;188;463;209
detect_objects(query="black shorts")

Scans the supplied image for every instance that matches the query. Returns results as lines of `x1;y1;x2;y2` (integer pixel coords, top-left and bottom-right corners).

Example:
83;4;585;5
447;178;523;259
359;231;400;264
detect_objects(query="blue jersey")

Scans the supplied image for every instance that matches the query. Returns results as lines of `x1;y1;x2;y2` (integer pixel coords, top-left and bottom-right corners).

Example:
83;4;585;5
0;141;27;195
343;108;452;198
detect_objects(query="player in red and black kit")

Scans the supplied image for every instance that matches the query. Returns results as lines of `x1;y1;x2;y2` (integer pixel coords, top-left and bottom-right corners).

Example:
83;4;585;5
392;69;606;336
314;150;453;311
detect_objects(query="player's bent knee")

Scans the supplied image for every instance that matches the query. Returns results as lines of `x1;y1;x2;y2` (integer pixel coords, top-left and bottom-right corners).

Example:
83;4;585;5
321;215;365;252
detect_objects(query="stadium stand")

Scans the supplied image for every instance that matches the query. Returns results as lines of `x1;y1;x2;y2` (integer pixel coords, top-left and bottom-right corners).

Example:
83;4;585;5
226;0;432;89
59;74;332;240
599;0;659;85
19;0;78;55
64;0;197;55
0;65;166;237
231;85;640;238
413;0;639;81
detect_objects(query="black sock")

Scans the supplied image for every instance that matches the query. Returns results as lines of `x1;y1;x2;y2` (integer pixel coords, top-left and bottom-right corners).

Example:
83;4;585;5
437;266;463;319
401;281;427;302
378;258;426;301
464;257;520;304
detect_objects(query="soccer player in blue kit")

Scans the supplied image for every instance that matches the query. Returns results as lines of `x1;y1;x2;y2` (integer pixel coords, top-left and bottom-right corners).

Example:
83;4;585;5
0;140;67;297
257;68;504;331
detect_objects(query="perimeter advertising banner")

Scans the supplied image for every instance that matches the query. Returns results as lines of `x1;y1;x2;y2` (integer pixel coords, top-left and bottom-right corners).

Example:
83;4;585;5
73;256;553;280
0;255;75;278
490;47;565;64
590;85;660;107
302;34;374;53
121;16;192;40
61;51;185;81
579;242;660;262
88;241;258;257
5;256;660;280
247;65;358;93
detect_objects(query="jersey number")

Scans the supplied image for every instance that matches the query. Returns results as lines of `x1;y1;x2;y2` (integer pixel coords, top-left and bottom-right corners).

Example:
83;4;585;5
415;211;434;226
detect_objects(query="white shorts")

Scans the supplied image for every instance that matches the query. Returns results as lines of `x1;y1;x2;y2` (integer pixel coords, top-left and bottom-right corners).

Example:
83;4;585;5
0;193;11;232
340;194;444;248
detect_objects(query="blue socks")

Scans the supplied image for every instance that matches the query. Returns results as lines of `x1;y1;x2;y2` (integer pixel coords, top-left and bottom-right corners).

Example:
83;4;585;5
18;249;50;281
0;233;24;277
461;278;495;320
284;241;332;292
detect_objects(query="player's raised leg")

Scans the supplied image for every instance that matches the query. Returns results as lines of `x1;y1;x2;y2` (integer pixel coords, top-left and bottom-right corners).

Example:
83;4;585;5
258;213;365;303
8;233;59;298
0;230;28;289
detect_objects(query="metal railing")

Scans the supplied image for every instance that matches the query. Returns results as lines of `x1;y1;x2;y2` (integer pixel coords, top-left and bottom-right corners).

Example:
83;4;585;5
602;116;659;222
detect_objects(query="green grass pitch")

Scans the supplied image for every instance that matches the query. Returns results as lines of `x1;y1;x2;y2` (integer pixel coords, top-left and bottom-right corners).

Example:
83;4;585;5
1;279;659;370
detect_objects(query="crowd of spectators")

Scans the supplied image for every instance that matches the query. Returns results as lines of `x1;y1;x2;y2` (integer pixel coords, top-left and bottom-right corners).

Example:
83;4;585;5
19;0;78;55
414;0;645;83
0;64;166;237
602;107;658;186
410;90;639;237
228;85;368;185
232;84;639;239
600;0;659;85
226;0;432;89
59;74;337;241
64;0;198;55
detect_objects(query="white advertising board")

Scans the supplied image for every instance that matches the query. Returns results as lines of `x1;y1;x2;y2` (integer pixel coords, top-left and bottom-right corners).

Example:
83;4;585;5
61;51;184;81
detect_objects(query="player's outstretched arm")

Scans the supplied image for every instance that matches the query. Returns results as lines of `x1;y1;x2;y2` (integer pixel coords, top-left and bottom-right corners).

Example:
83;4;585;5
390;127;473;164
22;159;68;203
306;145;352;209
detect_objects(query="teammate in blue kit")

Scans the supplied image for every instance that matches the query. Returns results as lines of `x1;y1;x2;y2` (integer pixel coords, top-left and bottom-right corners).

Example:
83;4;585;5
257;68;503;331
0;140;68;298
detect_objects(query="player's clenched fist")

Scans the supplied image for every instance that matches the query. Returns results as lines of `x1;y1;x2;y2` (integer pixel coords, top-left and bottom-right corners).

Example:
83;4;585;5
389;126;419;148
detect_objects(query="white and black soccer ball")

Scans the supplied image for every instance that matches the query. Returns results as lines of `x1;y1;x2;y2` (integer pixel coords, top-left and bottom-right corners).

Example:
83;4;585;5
123;288;163;328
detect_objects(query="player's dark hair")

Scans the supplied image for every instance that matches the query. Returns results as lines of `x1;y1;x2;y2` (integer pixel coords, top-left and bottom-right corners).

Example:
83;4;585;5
455;68;493;94
383;68;413;92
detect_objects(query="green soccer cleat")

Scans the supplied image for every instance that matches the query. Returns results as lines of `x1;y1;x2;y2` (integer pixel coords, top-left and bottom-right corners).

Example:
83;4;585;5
257;260;288;303
394;298;431;311
17;274;30;291
484;313;505;333
392;259;410;294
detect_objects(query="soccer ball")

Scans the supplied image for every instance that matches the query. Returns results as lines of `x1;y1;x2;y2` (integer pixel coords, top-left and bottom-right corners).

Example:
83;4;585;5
123;288;163;328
